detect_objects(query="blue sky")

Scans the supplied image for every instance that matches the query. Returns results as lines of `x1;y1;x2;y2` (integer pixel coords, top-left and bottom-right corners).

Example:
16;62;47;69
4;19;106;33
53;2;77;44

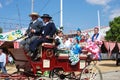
0;0;120;33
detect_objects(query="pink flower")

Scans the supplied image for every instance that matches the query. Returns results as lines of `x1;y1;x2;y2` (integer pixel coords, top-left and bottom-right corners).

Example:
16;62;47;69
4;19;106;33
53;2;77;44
84;41;100;59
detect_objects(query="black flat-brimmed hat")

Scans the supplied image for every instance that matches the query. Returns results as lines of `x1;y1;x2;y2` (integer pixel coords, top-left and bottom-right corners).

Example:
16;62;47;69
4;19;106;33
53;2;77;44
41;14;52;19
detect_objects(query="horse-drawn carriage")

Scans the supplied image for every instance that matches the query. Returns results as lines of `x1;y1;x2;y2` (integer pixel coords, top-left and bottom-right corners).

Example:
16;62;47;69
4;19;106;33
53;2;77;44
0;39;103;80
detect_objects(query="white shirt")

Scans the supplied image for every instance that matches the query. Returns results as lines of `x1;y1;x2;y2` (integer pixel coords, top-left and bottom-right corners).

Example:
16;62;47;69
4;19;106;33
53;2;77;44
0;53;6;66
42;21;50;34
96;34;101;41
55;36;65;49
93;33;101;41
44;22;49;26
8;55;13;63
32;19;37;24
64;39;72;49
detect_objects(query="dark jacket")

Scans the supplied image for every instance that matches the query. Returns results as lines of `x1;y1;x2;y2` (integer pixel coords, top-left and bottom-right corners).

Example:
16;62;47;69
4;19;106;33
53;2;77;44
26;20;43;37
41;22;56;37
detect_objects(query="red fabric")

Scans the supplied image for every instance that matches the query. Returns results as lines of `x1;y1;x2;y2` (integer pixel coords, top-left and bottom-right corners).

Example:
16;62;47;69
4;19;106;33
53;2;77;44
0;41;4;46
109;42;116;56
117;43;120;50
80;39;85;42
103;41;109;51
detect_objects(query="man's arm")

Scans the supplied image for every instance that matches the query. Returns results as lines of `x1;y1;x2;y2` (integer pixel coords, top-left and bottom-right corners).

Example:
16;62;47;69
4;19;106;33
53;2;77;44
49;23;57;37
34;21;43;34
25;22;33;36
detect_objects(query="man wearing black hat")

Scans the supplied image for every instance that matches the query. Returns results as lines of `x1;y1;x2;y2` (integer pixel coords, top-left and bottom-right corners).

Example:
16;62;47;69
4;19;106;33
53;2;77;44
20;12;43;52
29;14;56;60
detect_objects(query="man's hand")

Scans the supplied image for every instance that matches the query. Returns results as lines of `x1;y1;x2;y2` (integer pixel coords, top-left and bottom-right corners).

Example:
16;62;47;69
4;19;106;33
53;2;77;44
31;29;35;33
46;35;50;39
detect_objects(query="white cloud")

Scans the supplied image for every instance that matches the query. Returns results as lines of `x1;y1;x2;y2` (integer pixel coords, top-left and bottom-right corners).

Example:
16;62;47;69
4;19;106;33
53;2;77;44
109;9;120;20
86;0;112;6
103;5;111;12
86;0;112;13
0;2;2;8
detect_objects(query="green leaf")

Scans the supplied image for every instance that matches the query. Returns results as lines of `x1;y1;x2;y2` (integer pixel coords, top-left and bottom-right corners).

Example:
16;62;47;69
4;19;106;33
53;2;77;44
105;16;120;42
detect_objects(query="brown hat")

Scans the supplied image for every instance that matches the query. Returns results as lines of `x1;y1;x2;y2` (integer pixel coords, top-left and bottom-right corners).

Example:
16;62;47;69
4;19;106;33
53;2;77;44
29;12;40;17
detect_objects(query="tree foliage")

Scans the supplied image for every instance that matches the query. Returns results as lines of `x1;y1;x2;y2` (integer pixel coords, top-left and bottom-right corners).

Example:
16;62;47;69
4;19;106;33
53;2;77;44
0;27;2;33
105;16;120;42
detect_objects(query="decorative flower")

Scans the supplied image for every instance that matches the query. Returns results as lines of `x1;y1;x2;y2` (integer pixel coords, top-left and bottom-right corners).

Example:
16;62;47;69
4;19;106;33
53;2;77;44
84;41;101;59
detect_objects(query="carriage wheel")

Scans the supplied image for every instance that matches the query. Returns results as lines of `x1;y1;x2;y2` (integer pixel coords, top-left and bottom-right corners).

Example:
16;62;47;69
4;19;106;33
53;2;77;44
49;68;75;80
49;68;69;80
80;64;103;80
49;68;63;80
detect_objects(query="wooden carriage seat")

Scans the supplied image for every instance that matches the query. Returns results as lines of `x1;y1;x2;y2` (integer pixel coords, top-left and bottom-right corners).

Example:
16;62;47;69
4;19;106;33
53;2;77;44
42;43;55;48
41;43;87;60
56;49;87;60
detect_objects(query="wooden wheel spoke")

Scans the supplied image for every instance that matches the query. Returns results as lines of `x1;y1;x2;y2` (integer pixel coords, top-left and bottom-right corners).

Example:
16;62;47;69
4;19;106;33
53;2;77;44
80;64;103;80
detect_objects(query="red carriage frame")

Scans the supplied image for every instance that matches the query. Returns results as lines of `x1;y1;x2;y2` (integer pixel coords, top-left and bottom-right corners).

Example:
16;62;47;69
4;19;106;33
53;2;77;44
0;41;103;80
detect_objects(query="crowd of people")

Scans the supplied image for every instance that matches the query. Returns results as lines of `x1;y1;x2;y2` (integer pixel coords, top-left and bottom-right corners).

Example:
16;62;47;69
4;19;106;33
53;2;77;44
18;12;102;65
55;27;102;65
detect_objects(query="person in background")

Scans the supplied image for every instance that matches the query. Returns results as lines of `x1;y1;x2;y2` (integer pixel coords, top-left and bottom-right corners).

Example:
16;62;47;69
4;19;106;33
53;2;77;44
63;35;72;50
20;12;43;52
91;27;102;60
8;54;14;64
29;14;56;60
92;27;101;42
55;30;65;49
116;52;120;66
85;33;91;42
0;48;7;74
75;28;81;41
80;35;86;43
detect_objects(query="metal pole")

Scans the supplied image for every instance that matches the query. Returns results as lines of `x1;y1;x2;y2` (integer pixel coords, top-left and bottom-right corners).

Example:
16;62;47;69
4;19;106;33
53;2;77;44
60;0;63;28
31;0;34;13
16;4;22;28
97;10;100;31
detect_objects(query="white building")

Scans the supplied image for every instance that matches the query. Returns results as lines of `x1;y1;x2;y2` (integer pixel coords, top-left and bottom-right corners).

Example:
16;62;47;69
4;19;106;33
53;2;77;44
82;26;110;40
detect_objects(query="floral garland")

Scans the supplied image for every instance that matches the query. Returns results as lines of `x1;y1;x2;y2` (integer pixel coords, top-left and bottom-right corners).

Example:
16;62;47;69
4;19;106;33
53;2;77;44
0;30;24;41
